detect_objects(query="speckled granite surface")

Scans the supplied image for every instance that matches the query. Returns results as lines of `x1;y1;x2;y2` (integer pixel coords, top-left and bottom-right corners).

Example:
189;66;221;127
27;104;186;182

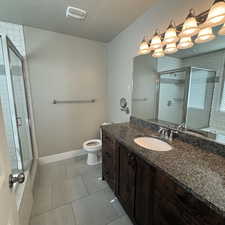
102;122;225;217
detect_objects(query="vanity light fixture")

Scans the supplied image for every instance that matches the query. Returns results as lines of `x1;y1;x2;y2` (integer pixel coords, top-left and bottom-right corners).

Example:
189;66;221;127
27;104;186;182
138;38;151;55
195;27;215;43
163;21;179;45
150;31;162;50
177;36;194;49
139;0;225;58
152;48;165;58
179;9;199;37
218;22;225;34
203;0;225;27
164;43;178;54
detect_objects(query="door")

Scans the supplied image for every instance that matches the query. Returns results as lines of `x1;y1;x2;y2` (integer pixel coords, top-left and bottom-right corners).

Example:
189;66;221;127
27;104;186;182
0;102;19;225
117;144;136;217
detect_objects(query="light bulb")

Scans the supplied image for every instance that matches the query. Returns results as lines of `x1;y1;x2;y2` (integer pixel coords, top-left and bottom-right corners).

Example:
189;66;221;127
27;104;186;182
150;32;162;50
195;27;215;43
163;22;179;44
203;0;225;27
179;9;199;37
164;43;178;54
177;37;194;49
138;38;151;55
152;48;165;58
218;23;225;35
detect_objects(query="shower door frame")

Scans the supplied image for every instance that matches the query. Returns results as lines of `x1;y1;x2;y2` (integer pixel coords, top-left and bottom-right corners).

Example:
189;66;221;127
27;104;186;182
1;34;34;172
155;67;191;127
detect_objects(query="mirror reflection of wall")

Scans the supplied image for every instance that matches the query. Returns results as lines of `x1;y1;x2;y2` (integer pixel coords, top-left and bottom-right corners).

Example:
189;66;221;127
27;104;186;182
132;34;225;142
132;55;157;120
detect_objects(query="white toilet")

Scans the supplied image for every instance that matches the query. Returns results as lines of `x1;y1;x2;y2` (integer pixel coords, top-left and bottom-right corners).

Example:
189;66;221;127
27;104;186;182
83;139;102;165
83;123;110;165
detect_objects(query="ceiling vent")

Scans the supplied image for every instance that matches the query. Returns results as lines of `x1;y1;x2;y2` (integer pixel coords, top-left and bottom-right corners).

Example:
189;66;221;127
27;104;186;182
66;6;87;20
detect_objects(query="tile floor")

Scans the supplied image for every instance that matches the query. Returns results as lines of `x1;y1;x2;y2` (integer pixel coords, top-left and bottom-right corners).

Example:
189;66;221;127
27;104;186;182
30;156;133;225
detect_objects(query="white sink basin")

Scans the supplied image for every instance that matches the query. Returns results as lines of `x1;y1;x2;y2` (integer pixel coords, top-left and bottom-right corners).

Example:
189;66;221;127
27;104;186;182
134;137;172;152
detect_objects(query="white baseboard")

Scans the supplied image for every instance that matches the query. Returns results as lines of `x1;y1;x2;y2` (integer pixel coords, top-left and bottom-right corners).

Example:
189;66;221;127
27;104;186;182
38;149;87;165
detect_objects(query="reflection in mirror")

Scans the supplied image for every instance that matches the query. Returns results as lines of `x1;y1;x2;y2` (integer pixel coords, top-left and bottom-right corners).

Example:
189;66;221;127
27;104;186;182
132;33;225;144
186;68;216;130
158;69;187;125
132;55;157;120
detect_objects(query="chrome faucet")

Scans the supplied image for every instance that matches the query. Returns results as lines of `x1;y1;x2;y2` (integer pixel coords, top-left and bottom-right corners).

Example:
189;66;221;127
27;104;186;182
177;122;185;131
158;127;169;140
158;127;178;142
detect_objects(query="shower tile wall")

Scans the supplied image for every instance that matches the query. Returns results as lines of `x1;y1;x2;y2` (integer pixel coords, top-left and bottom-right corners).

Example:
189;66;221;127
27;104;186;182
0;21;26;170
0;21;25;55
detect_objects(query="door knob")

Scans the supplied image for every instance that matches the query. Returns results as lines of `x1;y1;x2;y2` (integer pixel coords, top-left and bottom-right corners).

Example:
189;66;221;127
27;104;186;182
9;172;25;188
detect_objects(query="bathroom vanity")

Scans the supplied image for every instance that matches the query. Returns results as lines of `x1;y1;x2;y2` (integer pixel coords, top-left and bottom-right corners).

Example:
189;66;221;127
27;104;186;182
102;121;225;225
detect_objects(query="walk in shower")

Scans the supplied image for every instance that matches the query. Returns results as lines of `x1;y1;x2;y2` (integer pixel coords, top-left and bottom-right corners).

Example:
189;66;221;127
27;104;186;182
157;67;216;130
0;35;33;175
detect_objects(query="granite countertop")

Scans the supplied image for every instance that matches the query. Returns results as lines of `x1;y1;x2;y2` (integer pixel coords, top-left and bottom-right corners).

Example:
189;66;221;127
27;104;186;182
102;123;225;217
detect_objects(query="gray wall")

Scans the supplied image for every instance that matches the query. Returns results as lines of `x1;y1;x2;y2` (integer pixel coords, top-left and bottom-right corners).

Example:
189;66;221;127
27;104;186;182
107;0;212;123
24;26;107;157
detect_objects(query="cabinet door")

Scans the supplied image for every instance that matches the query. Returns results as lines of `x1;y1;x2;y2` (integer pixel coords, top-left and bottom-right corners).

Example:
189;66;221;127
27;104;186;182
134;157;155;225
102;133;115;190
117;144;136;217
153;192;194;225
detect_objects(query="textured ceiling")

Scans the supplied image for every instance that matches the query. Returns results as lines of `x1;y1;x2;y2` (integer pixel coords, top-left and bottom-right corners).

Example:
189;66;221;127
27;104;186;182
0;0;156;42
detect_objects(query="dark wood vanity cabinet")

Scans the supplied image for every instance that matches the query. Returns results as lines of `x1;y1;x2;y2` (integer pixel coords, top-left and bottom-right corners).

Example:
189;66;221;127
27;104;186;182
134;156;155;225
117;144;154;225
102;133;116;191
102;131;225;225
154;170;225;225
117;144;136;217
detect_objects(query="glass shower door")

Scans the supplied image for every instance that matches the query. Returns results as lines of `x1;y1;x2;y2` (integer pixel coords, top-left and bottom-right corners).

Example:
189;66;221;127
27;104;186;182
186;68;216;130
6;38;33;170
157;68;190;125
0;36;23;173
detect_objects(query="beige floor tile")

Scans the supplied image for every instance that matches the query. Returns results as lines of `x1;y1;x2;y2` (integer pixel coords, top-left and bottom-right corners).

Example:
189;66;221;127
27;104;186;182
108;216;133;225
52;176;88;208
37;161;67;187
72;189;119;225
30;204;76;225
82;168;107;194
32;185;52;216
104;188;126;217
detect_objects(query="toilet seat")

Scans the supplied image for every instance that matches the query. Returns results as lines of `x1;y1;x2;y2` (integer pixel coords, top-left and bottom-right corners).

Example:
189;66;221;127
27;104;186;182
83;139;102;152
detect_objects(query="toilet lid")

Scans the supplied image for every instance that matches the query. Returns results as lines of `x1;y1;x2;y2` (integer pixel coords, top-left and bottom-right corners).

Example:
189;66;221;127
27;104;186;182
83;139;102;151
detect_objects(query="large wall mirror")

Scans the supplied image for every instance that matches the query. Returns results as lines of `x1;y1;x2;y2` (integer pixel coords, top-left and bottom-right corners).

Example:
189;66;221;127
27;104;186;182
132;33;225;144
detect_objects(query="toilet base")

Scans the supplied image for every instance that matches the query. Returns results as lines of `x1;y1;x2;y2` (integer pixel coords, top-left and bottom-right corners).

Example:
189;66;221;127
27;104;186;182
86;152;102;165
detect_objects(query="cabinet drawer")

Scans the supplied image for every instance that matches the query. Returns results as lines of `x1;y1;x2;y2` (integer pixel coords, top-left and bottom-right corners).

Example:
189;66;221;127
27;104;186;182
155;171;224;225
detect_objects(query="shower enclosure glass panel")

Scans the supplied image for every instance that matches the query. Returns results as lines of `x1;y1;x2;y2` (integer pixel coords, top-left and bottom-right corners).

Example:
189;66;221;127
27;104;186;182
158;70;188;125
0;37;22;172
8;41;33;170
186;68;216;130
0;35;33;173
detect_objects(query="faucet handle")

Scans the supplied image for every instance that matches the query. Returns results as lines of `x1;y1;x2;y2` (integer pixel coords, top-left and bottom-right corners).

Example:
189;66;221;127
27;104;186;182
169;129;178;142
158;127;163;133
